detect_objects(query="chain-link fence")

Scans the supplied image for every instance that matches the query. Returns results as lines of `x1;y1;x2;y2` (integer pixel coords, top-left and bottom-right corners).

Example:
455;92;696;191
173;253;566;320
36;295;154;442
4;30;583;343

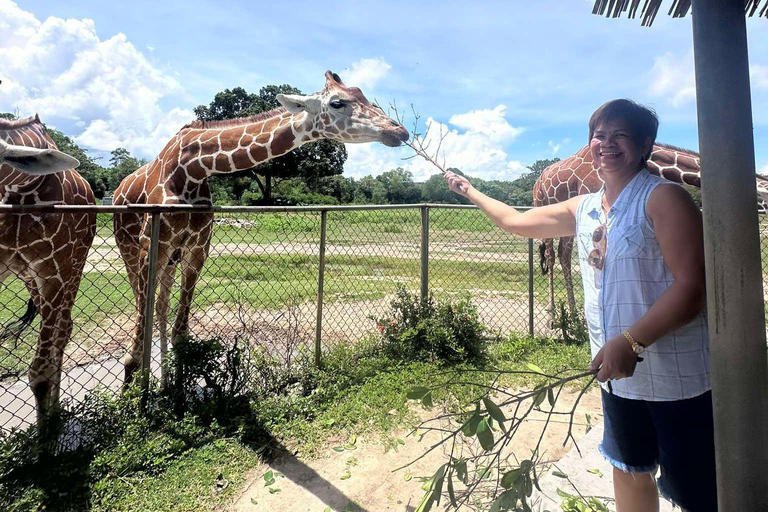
2;204;764;433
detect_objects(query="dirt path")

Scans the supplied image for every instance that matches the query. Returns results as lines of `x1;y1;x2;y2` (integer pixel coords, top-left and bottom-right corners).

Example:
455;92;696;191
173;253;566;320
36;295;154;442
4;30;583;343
230;386;602;512
82;239;529;273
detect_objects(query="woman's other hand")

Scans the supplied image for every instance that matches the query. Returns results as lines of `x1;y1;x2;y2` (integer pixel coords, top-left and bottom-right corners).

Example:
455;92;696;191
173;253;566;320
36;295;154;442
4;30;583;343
590;335;639;382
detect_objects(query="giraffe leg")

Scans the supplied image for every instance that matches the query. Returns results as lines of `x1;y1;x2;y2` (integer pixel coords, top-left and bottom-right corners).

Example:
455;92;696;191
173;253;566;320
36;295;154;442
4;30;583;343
171;246;208;347
559;237;576;313
155;263;176;389
27;281;73;434
123;246;172;386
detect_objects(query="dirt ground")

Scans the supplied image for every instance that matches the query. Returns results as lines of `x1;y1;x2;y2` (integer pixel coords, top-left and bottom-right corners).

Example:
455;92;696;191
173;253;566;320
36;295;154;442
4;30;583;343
228;386;603;512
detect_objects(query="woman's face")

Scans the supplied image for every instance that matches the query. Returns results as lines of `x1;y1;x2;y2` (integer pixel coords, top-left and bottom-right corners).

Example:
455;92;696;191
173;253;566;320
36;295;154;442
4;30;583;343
589;119;649;175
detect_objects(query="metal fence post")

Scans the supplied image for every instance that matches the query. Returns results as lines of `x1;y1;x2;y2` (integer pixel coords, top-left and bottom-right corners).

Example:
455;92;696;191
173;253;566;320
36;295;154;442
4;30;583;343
140;211;161;412
528;238;534;338
420;205;430;303
315;210;327;367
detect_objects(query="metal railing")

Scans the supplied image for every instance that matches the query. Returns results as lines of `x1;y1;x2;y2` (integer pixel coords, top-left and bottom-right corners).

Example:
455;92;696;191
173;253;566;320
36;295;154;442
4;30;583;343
5;203;759;432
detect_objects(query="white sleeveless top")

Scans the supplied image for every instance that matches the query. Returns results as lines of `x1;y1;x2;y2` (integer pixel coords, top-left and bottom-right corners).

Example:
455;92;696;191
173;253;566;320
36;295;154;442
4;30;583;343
575;169;711;401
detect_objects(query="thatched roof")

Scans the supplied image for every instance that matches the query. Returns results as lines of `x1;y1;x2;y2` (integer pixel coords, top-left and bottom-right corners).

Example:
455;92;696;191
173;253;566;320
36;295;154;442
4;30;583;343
592;0;768;27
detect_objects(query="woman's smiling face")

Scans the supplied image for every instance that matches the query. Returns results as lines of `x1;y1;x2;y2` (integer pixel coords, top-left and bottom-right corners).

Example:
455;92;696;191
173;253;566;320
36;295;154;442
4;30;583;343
590;119;649;175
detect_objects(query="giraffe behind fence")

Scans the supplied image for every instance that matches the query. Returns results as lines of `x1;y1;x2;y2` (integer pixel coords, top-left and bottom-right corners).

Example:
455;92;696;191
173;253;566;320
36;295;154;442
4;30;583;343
0;115;96;431
113;71;409;385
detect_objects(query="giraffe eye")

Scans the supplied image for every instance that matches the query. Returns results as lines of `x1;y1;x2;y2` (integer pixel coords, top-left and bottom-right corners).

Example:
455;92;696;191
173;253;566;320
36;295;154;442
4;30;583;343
329;100;344;109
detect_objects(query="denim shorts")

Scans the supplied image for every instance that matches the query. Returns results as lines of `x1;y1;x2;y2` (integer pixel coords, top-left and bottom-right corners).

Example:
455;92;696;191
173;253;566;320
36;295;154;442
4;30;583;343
599;388;718;512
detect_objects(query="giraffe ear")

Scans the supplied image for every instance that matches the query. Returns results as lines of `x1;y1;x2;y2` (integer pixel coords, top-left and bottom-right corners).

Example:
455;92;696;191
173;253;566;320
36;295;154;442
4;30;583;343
277;94;319;115
0;140;79;175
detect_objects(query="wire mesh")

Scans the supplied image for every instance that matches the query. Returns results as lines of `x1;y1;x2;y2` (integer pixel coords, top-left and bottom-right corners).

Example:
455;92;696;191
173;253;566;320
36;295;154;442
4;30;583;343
2;205;766;434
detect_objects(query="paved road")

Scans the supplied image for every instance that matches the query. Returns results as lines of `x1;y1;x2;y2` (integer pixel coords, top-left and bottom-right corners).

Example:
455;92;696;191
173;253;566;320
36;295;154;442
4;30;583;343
0;344;165;434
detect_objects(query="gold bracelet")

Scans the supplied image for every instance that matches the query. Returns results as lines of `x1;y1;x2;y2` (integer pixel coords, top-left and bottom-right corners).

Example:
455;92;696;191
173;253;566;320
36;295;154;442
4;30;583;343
623;331;644;354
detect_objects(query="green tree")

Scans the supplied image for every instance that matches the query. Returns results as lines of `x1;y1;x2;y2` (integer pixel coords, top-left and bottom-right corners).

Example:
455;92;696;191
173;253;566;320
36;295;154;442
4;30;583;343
107;148;147;193
377;168;422;204
195;84;347;205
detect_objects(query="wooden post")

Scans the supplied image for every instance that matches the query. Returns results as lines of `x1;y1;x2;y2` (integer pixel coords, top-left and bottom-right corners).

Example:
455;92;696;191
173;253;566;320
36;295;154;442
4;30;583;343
691;0;768;507
420;206;430;303
140;212;161;412
315;210;327;367
528;238;534;338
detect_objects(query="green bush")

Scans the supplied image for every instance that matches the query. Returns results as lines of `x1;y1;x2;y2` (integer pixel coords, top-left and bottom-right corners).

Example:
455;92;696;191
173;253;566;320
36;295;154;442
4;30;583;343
551;301;589;345
373;286;491;364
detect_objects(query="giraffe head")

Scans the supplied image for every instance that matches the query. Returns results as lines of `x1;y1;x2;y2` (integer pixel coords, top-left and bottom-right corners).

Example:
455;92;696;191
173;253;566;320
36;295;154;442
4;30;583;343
0;138;80;175
276;70;409;147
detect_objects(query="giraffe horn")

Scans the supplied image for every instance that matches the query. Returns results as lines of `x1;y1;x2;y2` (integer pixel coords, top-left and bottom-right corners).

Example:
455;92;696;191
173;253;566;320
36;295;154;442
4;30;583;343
325;70;344;87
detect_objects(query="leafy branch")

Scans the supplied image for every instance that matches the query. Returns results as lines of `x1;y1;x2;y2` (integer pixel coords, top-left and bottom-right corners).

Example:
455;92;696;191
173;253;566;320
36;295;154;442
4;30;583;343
401;366;599;512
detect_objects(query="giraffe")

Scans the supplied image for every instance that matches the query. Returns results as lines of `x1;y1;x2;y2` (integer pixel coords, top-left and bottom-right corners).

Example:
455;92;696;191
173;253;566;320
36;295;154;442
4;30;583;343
0;115;96;431
533;142;768;317
113;70;409;385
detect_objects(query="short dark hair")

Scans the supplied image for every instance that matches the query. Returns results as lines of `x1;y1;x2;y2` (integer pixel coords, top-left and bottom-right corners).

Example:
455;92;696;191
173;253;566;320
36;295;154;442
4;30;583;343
588;99;659;160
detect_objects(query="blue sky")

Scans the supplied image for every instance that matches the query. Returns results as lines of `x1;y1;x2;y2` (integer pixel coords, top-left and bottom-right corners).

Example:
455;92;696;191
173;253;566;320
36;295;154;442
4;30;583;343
2;0;766;181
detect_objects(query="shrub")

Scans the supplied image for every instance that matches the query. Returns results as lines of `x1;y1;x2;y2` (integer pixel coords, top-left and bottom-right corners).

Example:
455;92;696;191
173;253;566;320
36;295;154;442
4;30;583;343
551;301;589;345
373;286;490;364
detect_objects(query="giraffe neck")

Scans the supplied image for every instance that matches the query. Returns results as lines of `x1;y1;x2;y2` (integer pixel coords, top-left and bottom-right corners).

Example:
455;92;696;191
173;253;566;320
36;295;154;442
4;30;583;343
176;108;320;180
646;146;701;188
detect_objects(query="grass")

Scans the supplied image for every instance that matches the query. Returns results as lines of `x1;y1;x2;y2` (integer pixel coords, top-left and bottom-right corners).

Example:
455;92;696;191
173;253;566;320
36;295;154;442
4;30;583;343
89;439;259;512
0;326;592;512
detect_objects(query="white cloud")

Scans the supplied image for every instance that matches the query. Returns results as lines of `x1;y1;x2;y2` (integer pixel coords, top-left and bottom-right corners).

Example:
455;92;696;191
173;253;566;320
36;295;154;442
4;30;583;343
751;65;768;90
0;0;194;157
649;51;696;107
345;104;527;182
342;58;392;91
759;163;768;177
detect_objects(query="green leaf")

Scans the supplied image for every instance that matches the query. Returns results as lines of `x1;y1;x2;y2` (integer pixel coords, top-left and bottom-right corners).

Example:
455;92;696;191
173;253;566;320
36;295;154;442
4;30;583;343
454;459;468;484
501;468;522;489
447;473;457;507
556;487;574;498
324;508;332;512
547;388;555;407
340;470;351;480
347;434;357;445
587;468;603;477
476;418;494;451
332;446;345;452
268;487;281;494
397;438;405;445
526;362;545;374
407;386;430;400
344;444;357;450
552;470;569;478
404;473;412;482
461;414;482;437
263;470;275;486
421;391;433;408
533;389;547;407
414;489;436;512
482;396;507;423
250;498;258;505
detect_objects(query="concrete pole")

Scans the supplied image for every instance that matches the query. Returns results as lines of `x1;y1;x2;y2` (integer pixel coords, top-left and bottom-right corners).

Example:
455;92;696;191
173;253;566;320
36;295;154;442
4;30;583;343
691;0;768;508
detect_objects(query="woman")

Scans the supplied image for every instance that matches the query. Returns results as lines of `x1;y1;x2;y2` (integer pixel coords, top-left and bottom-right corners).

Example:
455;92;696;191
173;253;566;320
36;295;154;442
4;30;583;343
444;99;717;512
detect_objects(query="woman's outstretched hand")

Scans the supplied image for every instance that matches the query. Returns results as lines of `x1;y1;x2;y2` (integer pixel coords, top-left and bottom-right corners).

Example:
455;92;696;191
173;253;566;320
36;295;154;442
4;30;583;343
444;171;472;198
